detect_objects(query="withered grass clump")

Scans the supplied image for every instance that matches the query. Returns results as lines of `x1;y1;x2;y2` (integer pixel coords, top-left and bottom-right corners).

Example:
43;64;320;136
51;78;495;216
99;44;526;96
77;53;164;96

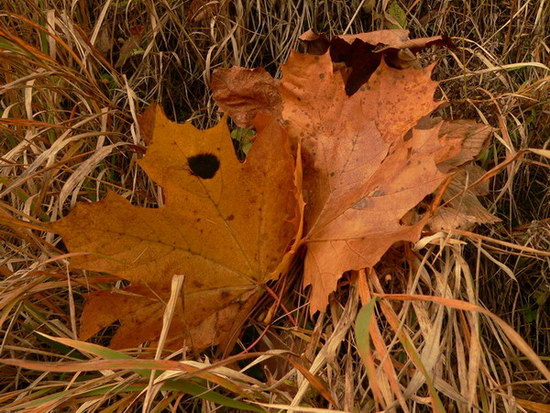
0;0;548;412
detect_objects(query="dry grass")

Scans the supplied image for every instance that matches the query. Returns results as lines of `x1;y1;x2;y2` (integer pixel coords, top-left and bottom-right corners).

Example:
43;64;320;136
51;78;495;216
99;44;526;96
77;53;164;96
0;0;548;412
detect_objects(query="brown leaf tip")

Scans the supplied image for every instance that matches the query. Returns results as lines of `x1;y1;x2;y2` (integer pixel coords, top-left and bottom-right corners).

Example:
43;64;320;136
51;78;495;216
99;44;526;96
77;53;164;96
187;153;220;179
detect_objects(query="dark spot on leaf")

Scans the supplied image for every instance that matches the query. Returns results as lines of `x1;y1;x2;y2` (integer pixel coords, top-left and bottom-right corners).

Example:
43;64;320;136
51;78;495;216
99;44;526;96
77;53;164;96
227;214;235;221
187;153;220;179
192;280;203;288
319;73;325;79
370;189;385;197
220;290;230;299
352;197;373;209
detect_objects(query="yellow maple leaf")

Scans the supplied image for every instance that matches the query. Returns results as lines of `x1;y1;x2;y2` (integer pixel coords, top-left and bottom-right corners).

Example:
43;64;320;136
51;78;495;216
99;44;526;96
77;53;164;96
51;106;301;350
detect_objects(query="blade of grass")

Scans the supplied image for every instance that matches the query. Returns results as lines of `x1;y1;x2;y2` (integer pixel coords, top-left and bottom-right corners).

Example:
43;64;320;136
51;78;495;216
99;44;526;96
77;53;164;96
7;333;262;412
372;293;550;381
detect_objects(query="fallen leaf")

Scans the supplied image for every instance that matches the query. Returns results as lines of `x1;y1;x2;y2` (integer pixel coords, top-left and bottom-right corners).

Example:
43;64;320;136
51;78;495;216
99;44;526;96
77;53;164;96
429;164;499;231
436;119;493;170
52;106;301;350
278;52;450;313
211;67;281;128
428;120;496;230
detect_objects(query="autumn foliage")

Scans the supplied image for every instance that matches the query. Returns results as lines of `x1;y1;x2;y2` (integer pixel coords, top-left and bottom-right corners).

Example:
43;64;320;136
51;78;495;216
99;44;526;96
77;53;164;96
52;30;493;350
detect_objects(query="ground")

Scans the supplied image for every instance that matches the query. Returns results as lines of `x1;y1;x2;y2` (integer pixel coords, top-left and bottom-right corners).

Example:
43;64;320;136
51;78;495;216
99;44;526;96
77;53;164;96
0;0;548;412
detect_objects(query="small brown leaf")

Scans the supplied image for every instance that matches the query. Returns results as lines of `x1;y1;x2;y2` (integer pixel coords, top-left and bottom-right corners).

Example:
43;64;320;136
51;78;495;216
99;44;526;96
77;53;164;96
429;165;499;231
211;67;282;128
437;120;493;170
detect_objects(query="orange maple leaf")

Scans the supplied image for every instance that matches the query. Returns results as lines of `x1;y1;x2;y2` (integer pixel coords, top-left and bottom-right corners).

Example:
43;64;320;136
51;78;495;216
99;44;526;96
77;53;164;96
51;107;301;350
212;31;484;313
280;53;447;312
